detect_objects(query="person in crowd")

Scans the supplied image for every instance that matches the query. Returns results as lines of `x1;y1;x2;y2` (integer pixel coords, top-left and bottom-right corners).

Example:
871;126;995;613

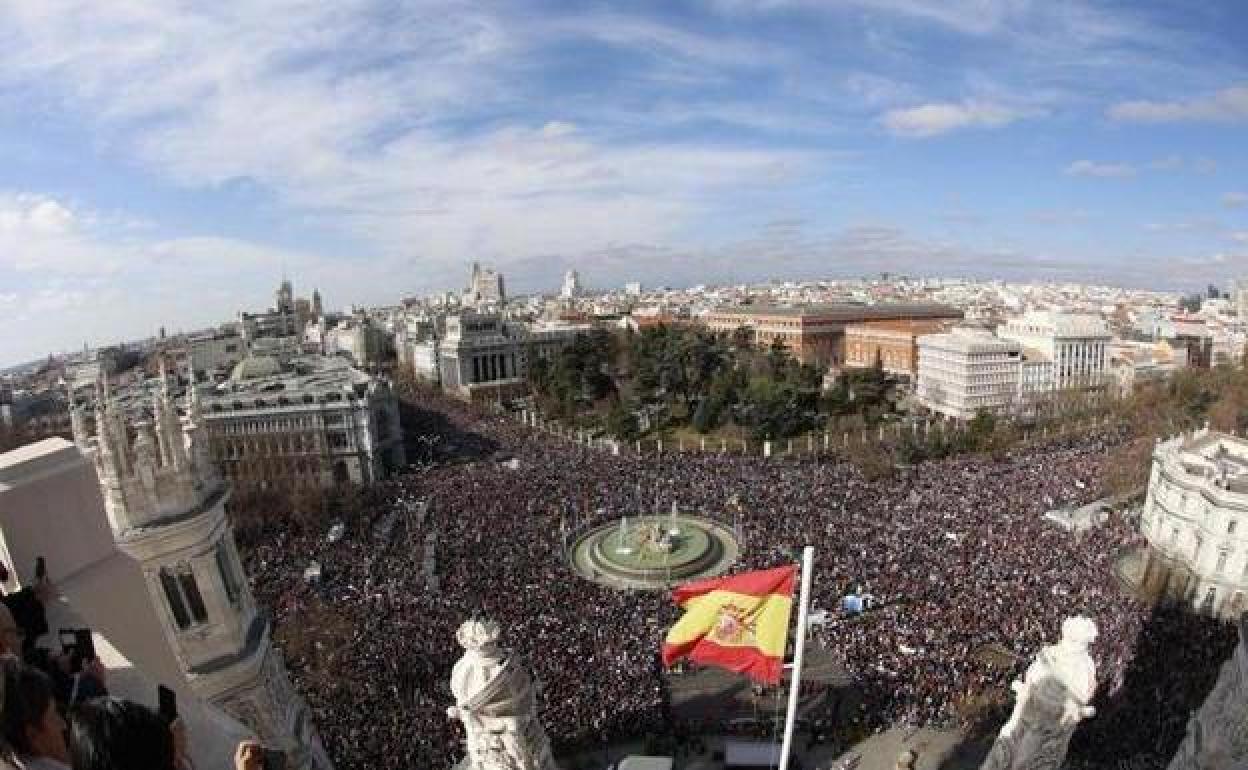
230;390;1234;769
65;698;175;770
1;660;70;770
0;606;22;658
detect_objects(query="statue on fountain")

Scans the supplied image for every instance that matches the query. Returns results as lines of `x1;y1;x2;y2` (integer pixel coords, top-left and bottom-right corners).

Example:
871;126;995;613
980;616;1099;770
447;619;559;770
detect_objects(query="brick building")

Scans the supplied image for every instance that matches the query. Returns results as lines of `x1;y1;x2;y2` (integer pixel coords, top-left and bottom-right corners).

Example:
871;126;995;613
702;303;963;368
843;319;957;379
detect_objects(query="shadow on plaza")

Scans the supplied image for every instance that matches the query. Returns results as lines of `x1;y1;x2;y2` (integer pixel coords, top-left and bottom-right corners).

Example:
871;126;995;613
398;397;502;465
936;603;1237;770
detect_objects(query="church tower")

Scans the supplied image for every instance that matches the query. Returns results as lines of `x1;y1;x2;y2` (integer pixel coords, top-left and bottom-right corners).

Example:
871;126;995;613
74;361;332;770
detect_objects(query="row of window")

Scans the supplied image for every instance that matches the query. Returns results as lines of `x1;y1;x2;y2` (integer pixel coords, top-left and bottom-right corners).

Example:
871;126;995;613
212;412;352;435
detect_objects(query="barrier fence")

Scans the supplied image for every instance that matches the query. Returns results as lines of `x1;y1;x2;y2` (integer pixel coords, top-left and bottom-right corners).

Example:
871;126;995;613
508;406;1129;461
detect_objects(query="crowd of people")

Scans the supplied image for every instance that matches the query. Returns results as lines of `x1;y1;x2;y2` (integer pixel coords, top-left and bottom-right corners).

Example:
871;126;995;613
235;393;1239;770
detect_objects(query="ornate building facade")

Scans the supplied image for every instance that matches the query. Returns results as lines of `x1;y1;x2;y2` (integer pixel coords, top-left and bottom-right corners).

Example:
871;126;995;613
199;355;405;489
72;364;332;770
1138;427;1248;619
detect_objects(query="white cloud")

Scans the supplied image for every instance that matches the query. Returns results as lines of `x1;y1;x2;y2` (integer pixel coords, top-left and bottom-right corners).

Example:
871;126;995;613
1064;160;1136;178
1225;192;1248;208
845;72;914;108
1231;232;1248;244
1149;155;1217;174
0;2;812;283
881;101;1027;137
1108;84;1248;123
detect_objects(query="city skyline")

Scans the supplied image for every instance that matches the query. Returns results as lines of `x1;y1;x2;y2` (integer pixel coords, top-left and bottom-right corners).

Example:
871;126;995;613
2;0;1247;366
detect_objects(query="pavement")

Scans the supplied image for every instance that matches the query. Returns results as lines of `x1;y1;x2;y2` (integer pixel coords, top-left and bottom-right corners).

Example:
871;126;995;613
562;726;985;770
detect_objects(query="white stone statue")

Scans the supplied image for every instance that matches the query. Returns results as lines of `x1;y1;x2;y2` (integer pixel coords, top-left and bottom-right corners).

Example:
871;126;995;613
1168;612;1248;770
447;619;558;770
981;616;1099;770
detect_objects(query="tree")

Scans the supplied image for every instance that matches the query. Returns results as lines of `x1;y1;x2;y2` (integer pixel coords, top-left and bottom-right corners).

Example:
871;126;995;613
605;401;640;441
691;398;718;434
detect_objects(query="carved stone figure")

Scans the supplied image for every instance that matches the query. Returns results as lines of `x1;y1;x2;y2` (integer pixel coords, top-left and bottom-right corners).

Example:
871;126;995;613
1168;612;1248;770
447;619;558;770
980;616;1099;770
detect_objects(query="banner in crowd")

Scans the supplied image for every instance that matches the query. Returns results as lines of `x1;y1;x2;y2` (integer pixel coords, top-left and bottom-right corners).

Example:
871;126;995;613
661;564;797;684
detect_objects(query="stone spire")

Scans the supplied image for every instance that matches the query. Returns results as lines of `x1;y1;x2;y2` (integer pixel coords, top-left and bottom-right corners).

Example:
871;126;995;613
153;356;184;471
74;369;331;770
980;616;1098;770
70;400;89;449
447;619;558;770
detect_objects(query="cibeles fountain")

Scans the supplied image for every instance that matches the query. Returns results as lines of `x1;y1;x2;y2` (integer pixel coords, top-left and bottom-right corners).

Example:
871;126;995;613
568;503;741;590
447;619;559;770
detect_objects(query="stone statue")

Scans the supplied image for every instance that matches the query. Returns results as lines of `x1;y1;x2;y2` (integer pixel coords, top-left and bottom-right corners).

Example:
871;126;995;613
447;619;558;770
980;616;1099;770
1168;612;1248;770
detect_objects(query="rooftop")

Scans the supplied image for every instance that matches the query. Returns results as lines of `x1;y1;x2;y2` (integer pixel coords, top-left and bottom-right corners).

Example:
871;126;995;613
708;302;964;320
204;355;374;409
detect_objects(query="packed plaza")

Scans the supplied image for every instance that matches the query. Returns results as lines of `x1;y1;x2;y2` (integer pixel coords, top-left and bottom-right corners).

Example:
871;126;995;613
234;390;1238;770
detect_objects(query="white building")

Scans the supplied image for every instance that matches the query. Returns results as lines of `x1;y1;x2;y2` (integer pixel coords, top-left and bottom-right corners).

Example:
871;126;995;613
199;355;405;489
916;327;1022;420
464;262;506;307
561;269;582;299
185;331;248;383
437;311;595;401
66;372;331;768
1138;428;1248;619
997;312;1111;392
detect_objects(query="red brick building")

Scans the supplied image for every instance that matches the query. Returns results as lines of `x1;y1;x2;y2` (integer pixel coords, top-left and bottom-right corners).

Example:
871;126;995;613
702;303;963;369
843;319;959;379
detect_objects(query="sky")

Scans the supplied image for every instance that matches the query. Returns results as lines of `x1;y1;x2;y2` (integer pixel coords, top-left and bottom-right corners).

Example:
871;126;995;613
1;0;1246;366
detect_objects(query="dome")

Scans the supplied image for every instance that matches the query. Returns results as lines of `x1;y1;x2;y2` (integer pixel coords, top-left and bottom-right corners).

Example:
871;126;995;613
230;355;283;382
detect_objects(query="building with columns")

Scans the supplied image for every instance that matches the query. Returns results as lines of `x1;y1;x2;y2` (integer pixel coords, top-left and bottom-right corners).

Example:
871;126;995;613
997;311;1111;392
437;311;594;401
1137;428;1248;619
69;369;332;769
438;312;524;397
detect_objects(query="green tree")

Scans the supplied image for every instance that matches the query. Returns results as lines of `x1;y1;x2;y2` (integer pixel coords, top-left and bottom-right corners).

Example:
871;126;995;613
605;401;640;440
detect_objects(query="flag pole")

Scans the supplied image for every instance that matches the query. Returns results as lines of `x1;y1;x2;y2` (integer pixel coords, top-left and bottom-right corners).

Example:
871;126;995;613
778;545;814;770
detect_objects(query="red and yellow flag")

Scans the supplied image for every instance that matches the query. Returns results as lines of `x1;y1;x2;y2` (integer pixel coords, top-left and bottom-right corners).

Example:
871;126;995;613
661;564;797;684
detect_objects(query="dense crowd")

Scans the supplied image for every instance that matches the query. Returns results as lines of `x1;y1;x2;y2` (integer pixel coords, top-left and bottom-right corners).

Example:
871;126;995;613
235;395;1238;770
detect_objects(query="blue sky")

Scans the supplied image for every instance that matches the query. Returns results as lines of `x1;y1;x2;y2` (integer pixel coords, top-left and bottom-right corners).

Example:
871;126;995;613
1;0;1246;366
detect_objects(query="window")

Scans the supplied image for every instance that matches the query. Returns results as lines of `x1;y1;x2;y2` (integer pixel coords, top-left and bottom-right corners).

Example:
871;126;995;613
179;571;209;624
217;545;242;605
1230;520;1238;535
1217;551;1230;574
160;566;208;629
160;569;190;629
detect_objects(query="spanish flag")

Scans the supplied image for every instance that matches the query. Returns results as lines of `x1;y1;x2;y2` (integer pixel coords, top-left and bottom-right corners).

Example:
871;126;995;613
661;565;797;684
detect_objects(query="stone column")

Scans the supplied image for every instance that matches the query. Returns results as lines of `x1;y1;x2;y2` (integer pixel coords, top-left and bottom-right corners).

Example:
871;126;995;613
980;616;1099;770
